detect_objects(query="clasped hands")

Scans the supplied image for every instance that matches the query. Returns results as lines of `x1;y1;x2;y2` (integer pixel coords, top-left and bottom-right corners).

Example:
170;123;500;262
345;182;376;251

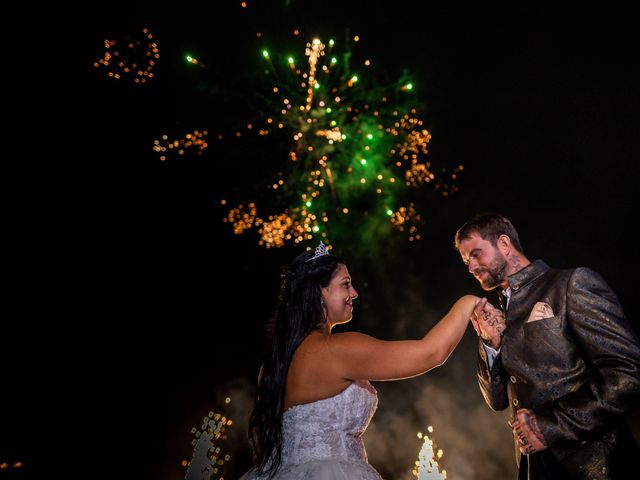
471;298;506;349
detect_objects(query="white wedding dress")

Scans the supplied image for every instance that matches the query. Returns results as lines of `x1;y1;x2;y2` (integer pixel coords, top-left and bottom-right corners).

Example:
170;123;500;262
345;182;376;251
240;380;383;479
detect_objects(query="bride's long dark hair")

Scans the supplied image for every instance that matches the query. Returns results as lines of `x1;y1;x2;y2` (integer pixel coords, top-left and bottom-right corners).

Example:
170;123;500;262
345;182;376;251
248;248;343;478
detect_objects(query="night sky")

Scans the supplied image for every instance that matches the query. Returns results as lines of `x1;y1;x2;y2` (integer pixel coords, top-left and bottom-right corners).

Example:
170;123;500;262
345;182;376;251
5;2;640;479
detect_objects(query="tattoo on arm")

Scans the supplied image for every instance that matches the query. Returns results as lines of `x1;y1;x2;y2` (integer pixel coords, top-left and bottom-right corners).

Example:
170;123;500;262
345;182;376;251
511;409;548;454
522;412;547;447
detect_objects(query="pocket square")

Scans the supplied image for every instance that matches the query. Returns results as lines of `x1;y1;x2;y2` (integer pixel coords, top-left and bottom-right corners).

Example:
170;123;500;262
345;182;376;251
526;302;554;323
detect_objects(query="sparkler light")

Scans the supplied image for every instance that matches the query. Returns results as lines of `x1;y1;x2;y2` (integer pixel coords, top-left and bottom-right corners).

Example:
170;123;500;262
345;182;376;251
413;429;446;480
184;409;233;480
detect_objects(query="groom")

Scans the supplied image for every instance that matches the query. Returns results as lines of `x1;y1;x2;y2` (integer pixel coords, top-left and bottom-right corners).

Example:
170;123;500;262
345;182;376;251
455;212;640;479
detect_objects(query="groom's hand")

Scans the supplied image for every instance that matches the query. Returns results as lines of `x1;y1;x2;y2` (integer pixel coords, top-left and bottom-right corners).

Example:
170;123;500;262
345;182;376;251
509;408;548;455
472;300;505;349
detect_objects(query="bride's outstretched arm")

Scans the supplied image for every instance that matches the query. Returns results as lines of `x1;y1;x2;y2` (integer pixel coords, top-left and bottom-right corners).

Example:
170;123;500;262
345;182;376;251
423;295;486;364
325;295;481;381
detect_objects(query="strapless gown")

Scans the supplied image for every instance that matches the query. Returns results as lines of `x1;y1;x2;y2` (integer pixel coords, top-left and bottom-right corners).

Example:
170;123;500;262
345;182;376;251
240;380;383;479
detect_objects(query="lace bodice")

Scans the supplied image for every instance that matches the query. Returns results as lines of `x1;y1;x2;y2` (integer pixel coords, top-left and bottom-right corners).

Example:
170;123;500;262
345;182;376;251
280;380;378;466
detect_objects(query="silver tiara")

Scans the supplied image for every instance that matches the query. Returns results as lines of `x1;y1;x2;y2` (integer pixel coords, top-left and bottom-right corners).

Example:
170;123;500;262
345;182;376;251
306;241;329;262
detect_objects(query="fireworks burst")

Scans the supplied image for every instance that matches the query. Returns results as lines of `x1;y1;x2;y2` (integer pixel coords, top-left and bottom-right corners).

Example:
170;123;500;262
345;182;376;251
94;28;159;84
221;34;462;249
153;130;209;161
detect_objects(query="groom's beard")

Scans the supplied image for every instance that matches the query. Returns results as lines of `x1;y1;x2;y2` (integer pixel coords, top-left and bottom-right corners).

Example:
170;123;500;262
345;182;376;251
476;255;508;291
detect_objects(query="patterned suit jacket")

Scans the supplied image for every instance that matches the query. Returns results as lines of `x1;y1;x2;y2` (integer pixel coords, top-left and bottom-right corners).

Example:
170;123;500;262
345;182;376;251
477;260;640;478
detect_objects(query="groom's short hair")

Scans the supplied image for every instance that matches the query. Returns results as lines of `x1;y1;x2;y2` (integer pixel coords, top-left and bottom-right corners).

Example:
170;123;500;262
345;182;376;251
454;212;525;253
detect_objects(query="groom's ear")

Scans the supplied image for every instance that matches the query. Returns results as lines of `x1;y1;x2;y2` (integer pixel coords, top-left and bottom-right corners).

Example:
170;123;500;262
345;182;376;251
497;234;512;256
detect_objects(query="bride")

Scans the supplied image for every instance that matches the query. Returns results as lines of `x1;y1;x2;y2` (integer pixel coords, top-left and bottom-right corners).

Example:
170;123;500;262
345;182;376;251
240;243;497;479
